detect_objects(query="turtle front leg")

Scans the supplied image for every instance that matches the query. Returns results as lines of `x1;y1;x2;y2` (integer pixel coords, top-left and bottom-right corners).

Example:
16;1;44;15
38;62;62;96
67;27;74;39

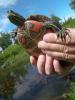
57;28;71;42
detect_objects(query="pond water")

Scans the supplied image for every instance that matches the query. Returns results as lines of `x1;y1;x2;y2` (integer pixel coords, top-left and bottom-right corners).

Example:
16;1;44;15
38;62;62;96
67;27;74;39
12;64;69;100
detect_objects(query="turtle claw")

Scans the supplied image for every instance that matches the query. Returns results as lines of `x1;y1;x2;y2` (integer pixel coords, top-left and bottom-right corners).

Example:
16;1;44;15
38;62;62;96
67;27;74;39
57;30;66;41
57;28;71;42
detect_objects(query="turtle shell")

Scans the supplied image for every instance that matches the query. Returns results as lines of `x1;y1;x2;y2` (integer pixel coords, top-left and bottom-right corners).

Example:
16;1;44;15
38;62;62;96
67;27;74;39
16;15;61;57
16;14;51;57
8;11;73;68
26;14;50;22
17;20;46;57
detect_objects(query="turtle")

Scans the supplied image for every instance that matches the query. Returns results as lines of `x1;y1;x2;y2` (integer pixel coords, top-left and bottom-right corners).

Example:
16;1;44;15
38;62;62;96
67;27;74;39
7;10;72;67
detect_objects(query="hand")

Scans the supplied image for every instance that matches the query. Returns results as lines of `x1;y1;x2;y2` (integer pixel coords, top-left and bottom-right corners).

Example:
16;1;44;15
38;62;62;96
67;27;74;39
30;55;72;75
30;28;75;75
38;28;75;63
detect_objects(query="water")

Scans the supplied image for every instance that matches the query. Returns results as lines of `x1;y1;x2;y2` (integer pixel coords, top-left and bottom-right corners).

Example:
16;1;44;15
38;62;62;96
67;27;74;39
13;65;69;100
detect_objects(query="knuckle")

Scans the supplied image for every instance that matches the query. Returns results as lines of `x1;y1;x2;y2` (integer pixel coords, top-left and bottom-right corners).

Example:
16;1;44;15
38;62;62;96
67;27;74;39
62;45;69;53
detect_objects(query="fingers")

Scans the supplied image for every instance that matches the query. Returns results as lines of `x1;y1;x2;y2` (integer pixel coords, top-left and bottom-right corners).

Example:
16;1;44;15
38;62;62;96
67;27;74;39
53;59;65;75
37;54;46;74
43;50;75;62
43;33;58;43
38;41;75;54
30;56;37;65
53;59;72;75
43;30;75;45
30;55;72;75
30;55;55;75
43;33;70;44
37;55;55;75
45;55;55;75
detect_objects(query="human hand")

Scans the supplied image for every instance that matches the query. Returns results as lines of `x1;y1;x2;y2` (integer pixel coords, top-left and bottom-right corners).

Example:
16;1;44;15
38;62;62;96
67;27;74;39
30;28;75;75
38;28;75;63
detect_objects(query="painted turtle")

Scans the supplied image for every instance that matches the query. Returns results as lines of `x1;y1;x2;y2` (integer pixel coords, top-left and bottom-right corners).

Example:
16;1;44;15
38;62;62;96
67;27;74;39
7;10;72;67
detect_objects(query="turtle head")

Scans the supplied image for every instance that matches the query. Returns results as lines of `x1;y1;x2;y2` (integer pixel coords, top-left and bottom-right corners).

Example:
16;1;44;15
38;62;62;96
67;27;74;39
7;10;25;26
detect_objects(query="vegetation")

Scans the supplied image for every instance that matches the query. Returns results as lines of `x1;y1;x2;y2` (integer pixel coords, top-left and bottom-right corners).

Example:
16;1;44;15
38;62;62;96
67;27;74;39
0;44;29;99
70;0;75;11
62;17;75;28
0;33;12;50
50;14;61;22
63;82;75;100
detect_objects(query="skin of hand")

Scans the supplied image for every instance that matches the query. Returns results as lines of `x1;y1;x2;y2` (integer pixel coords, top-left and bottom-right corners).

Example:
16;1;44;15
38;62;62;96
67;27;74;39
30;28;75;75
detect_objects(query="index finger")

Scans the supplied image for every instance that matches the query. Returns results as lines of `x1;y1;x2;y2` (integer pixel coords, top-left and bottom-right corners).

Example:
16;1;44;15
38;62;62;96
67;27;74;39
43;33;71;45
43;28;75;45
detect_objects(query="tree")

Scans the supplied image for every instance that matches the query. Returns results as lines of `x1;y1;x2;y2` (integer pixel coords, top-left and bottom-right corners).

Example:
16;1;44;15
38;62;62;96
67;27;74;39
50;14;61;22
62;17;75;28
70;0;75;11
0;33;12;50
0;44;28;99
